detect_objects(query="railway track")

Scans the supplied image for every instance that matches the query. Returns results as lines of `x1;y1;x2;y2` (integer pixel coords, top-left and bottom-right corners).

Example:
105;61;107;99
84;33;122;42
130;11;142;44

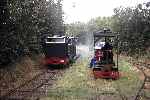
0;65;66;100
132;61;150;100
88;59;149;100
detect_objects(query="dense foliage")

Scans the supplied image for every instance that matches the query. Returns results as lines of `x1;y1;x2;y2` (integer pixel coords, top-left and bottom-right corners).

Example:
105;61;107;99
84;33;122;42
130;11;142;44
113;3;150;56
0;0;64;65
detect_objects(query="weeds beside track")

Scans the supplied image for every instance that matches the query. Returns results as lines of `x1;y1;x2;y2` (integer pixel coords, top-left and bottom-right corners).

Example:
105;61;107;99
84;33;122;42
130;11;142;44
1;66;66;100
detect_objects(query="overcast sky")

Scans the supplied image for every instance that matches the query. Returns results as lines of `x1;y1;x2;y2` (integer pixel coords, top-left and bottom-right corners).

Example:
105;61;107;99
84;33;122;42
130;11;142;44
62;0;148;23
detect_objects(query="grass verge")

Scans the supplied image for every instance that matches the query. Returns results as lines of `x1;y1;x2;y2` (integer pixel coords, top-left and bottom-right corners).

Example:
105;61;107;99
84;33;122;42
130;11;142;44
46;57;142;100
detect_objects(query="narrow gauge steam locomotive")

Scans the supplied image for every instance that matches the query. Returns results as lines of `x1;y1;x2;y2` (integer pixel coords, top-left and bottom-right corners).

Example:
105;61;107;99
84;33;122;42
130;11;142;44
43;35;77;67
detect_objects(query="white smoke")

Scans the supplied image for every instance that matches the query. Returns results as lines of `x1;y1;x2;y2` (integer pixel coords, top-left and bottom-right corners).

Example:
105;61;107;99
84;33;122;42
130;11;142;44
76;32;94;59
76;44;93;58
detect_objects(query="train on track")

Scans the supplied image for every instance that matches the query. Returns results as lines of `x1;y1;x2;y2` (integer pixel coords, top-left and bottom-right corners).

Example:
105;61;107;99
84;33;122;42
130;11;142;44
90;29;120;79
42;35;77;67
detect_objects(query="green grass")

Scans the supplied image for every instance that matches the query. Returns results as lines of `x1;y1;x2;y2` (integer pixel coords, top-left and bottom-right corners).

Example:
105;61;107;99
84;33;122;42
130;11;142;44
45;57;142;100
47;59;92;99
114;57;143;98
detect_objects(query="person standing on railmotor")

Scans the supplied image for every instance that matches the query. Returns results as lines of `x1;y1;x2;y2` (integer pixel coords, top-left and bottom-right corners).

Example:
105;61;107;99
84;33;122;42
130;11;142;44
101;42;113;63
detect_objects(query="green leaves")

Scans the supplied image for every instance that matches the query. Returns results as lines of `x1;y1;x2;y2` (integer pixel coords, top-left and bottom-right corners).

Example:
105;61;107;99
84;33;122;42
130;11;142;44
113;2;150;55
0;0;64;65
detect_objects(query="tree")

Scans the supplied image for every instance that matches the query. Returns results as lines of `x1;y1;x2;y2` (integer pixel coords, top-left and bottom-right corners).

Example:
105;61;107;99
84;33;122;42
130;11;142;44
112;2;150;56
0;0;64;65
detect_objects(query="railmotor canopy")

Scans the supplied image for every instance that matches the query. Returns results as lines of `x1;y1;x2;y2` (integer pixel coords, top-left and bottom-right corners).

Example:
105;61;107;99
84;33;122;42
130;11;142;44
45;36;66;43
93;30;119;44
